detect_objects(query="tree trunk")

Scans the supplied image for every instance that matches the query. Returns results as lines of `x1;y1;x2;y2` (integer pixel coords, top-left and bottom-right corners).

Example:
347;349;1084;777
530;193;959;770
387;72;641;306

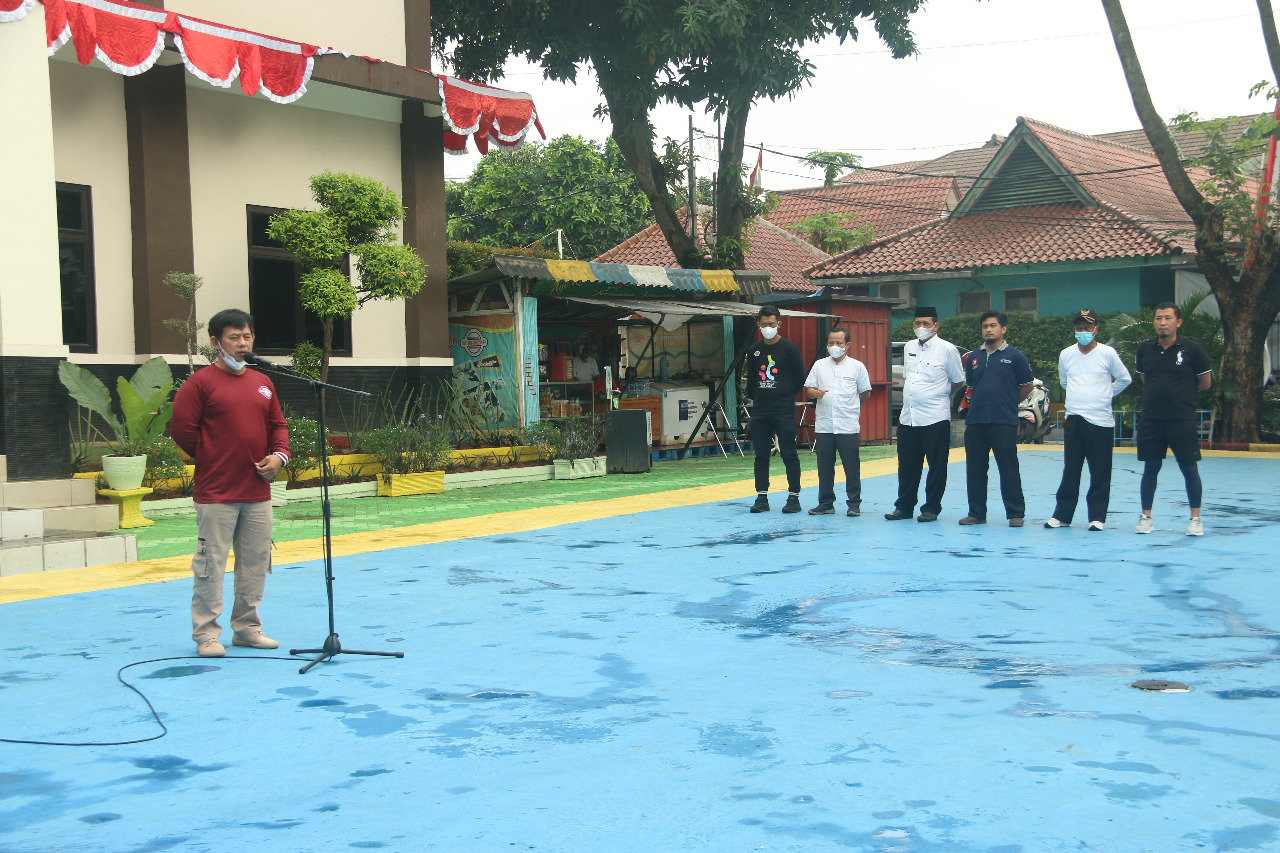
321;317;333;383
712;96;751;270
594;55;704;269
1102;0;1280;443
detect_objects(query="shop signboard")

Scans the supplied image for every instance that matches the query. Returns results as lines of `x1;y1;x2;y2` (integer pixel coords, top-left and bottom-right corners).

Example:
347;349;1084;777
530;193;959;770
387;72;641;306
449;314;519;430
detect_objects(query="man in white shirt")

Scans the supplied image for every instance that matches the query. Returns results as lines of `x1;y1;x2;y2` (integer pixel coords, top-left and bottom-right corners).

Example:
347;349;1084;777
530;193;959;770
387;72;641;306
804;327;872;516
1045;309;1132;531
885;307;965;523
572;342;601;383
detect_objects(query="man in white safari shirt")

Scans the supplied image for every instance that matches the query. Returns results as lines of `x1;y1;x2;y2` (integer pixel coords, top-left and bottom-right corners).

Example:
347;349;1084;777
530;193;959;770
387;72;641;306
804;327;872;516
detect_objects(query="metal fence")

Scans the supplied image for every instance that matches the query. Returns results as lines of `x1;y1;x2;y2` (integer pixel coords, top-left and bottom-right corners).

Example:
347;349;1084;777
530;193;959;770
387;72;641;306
1052;410;1215;446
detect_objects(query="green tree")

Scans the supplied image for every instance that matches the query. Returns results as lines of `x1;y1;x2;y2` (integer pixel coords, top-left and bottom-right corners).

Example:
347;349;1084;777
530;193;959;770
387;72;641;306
1101;0;1280;442
268;171;426;381
447;136;652;260
433;0;921;270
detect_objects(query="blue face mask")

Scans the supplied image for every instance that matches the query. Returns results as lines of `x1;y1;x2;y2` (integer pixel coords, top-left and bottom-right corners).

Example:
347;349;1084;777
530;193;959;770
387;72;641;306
1075;331;1095;346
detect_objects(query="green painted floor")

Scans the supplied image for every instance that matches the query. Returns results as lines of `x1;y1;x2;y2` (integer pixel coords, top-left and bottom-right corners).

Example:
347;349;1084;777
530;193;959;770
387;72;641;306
135;448;897;561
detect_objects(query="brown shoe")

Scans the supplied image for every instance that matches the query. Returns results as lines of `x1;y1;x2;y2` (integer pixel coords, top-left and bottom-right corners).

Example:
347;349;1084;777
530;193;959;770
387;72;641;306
1009;518;1024;528
232;632;280;650
196;639;225;658
958;516;986;525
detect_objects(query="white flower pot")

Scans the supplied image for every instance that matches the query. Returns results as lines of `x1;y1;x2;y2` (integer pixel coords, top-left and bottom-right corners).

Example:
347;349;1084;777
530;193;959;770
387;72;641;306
101;454;147;491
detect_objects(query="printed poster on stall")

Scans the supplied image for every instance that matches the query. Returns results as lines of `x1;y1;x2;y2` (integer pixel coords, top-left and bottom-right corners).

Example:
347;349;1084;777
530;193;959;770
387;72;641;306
449;314;519;430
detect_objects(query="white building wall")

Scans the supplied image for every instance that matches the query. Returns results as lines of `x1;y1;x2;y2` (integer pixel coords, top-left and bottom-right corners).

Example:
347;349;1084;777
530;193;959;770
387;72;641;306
185;84;408;363
0;9;66;358
49;59;135;363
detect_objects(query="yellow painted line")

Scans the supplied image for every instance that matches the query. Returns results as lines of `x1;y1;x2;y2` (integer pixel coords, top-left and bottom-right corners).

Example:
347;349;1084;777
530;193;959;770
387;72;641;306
0;455;917;605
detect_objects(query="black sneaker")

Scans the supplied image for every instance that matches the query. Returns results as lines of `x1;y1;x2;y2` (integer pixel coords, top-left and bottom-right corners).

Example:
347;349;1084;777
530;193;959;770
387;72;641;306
750;495;770;513
808;505;835;515
884;509;912;521
782;496;802;514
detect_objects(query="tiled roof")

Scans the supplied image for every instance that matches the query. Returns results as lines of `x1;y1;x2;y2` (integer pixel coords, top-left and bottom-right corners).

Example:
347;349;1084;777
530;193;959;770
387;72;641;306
809;203;1176;279
594;207;829;293
844;144;1003;193
1094;113;1265;162
767;176;957;241
1019;117;1196;251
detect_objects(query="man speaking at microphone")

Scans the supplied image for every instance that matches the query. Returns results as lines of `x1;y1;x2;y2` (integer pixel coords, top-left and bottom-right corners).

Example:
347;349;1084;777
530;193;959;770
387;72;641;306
172;309;289;657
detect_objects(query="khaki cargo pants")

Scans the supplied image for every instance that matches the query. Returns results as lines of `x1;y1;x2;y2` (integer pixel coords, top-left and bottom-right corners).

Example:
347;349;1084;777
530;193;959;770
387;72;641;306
191;501;272;644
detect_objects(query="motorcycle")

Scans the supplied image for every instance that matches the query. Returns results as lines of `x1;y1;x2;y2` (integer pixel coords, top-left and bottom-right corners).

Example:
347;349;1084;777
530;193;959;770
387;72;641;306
1017;378;1052;444
954;368;1053;444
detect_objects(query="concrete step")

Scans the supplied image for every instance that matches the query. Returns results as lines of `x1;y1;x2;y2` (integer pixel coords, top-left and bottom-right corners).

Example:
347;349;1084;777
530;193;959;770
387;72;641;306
0;530;138;576
0;503;118;541
0;477;97;508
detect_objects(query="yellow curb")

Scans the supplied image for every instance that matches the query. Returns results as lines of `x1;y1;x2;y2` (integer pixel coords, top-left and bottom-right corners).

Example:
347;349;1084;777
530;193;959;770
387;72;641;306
0;447;966;605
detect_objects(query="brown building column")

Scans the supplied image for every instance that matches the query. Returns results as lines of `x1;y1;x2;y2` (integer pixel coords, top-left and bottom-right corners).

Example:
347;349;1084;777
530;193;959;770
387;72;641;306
402;0;448;361
124;63;194;355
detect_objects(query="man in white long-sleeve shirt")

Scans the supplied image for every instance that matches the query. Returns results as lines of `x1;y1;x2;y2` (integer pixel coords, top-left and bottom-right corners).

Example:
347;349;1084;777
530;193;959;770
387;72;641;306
1045;309;1132;531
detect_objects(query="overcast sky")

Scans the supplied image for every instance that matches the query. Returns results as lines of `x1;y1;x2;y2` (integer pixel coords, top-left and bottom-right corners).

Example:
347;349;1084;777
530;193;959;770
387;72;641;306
440;0;1275;190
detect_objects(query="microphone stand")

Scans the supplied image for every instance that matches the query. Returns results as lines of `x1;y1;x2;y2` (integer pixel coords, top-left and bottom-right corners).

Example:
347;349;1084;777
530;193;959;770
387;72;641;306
247;355;405;675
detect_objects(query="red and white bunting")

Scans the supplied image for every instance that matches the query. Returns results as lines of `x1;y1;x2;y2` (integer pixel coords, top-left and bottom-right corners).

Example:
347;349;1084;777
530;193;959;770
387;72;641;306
1;0;546;150
438;75;545;156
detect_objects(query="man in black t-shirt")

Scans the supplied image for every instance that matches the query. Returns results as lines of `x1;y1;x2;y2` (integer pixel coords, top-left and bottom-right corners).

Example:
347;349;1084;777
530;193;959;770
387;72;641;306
1134;302;1212;536
744;306;807;514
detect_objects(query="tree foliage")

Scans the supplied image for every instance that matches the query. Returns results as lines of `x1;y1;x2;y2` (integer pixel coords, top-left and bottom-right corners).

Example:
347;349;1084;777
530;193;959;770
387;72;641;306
267;171;426;380
446;135;653;260
790;212;873;254
433;0;922;270
1101;0;1280;442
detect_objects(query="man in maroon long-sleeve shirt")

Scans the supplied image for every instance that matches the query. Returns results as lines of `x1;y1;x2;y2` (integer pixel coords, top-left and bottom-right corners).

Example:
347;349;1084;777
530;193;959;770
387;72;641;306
171;309;289;657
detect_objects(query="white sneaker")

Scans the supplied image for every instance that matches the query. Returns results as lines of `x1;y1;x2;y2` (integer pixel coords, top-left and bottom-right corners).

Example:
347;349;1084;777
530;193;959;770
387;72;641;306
1135;515;1154;534
1088;521;1105;532
1186;517;1204;536
1043;518;1064;529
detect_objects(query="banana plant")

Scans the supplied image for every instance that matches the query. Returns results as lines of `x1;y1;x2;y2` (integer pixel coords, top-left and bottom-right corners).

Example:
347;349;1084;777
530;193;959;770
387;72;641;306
58;356;174;458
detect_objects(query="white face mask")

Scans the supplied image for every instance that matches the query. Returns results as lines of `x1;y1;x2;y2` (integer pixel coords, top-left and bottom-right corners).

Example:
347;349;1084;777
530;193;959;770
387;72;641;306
220;348;247;371
914;325;935;341
760;326;778;341
828;345;847;359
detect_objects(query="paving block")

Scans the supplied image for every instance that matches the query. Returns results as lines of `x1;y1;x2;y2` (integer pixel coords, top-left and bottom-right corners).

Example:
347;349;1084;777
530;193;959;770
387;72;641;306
43;504;118;533
0;509;43;541
2;479;73;509
0;543;44;576
124;535;138;562
43;539;87;572
69;477;96;505
85;535;129;567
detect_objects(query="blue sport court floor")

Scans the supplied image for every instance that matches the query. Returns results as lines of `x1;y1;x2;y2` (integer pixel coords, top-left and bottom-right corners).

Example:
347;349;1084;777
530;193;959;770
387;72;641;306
1;448;1278;852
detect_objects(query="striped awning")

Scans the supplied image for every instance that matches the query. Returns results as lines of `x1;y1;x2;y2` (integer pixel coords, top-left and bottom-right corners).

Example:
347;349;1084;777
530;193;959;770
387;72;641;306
487;255;770;296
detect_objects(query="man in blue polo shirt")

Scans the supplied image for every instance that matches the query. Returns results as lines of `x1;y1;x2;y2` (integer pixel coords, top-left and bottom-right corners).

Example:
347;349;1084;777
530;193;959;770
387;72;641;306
960;311;1035;527
1134;302;1212;536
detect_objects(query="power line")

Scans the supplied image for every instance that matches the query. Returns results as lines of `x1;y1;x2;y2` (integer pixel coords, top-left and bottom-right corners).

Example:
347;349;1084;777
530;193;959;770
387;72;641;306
802;13;1256;58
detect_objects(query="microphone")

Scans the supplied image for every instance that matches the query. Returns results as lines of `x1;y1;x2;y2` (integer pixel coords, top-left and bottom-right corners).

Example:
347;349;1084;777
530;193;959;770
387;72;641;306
244;353;280;369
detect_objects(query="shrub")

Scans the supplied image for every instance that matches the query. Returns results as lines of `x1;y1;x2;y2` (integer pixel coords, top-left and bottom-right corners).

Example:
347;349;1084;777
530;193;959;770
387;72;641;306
365;415;453;475
283;408;320;486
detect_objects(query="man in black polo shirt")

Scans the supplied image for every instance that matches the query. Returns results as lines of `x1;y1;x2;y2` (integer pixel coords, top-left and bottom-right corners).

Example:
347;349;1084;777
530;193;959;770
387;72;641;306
745;306;807;514
960;311;1035;527
1134;302;1212;536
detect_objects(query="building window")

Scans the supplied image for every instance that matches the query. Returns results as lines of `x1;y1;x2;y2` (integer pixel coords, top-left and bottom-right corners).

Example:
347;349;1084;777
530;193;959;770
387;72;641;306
957;290;991;315
1004;287;1038;316
57;183;97;352
247;206;351;355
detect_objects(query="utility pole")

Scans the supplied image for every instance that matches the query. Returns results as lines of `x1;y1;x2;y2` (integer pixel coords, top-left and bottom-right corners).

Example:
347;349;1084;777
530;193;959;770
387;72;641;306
688;115;697;245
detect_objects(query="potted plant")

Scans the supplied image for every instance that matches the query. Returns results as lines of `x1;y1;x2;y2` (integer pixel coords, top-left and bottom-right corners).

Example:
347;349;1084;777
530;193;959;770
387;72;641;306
58;357;174;491
367;414;453;496
549;414;606;480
